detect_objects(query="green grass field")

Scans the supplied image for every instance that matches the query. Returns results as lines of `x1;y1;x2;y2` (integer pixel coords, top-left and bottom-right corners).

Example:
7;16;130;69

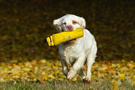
0;80;135;90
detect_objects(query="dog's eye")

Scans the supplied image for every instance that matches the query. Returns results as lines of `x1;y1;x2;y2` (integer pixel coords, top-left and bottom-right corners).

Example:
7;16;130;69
72;20;77;24
62;22;66;25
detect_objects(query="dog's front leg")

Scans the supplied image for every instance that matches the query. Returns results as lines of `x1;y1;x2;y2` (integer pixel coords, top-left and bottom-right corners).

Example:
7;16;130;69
67;56;85;80
60;57;68;76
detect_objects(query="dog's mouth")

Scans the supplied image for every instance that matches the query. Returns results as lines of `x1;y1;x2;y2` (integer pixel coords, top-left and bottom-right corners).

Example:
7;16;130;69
66;39;77;44
69;39;76;42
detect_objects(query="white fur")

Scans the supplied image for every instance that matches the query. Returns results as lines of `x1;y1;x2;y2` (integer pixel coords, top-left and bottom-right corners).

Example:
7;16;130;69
53;14;97;82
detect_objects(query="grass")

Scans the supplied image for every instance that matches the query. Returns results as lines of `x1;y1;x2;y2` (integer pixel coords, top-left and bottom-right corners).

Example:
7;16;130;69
0;80;135;90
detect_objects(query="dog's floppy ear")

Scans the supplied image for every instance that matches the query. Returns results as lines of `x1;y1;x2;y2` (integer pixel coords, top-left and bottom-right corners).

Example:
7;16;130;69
53;19;61;26
53;19;62;32
79;17;86;29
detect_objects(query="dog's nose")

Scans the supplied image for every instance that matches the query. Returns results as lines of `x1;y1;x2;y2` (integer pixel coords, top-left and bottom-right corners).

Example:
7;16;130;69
67;25;73;31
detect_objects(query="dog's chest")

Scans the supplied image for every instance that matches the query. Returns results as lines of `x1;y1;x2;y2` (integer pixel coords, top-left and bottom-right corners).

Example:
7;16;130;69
63;46;79;64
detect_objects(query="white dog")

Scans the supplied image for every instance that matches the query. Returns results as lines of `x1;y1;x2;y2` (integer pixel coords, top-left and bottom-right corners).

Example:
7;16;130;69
53;14;97;82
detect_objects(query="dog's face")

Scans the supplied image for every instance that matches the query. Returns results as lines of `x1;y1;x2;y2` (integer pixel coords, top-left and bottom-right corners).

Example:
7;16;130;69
53;14;86;32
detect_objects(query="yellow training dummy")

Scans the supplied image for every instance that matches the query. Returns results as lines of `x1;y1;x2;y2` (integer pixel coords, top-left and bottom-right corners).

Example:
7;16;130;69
46;28;84;46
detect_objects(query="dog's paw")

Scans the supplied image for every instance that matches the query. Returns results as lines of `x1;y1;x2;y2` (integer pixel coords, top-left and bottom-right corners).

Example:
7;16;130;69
67;68;77;80
83;77;91;83
67;73;74;80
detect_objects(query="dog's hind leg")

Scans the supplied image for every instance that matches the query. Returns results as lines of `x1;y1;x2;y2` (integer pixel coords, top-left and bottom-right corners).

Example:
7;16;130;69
83;45;97;83
78;68;86;79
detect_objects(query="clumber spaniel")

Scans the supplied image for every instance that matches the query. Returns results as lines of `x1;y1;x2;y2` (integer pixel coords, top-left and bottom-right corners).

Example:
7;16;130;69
53;14;97;82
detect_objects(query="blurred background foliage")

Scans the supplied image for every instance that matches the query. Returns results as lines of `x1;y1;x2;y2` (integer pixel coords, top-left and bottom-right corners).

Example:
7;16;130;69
0;0;134;62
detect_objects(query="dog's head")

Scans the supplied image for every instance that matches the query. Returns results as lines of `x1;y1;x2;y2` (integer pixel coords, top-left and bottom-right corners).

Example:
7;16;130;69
53;14;86;32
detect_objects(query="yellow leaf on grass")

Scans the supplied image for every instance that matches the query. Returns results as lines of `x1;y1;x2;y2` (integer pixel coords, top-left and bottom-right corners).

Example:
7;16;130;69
33;78;37;82
0;78;5;82
48;74;55;79
18;63;23;66
120;67;127;72
55;70;61;74
105;61;111;66
132;81;135;85
107;67;115;73
53;66;58;70
119;74;125;80
43;76;48;80
88;88;93;90
23;68;31;72
25;62;32;68
128;63;134;69
40;79;46;84
42;72;46;76
92;66;96;70
115;80;121;86
45;62;52;67
72;77;77;82
112;84;119;90
98;73;105;78
40;59;46;64
111;79;117;83
54;61;61;66
84;65;87;71
12;68;20;74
